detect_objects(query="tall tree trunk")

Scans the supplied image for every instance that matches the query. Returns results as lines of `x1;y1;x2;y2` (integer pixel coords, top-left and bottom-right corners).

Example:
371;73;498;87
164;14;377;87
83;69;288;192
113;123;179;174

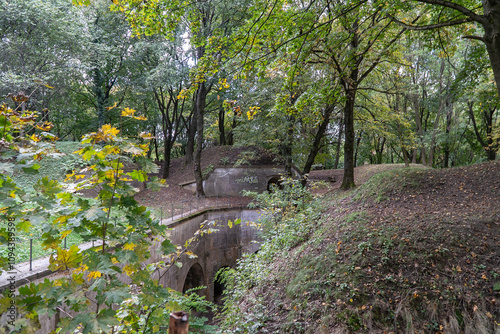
227;112;237;146
483;0;500;97
303;105;335;175
412;94;427;166
283;115;295;176
375;137;386;164
162;141;172;179
341;85;357;189
185;108;197;164
354;131;362;167
428;60;448;167
153;126;159;162
218;106;226;145
333;117;343;169
194;82;207;197
443;101;453;168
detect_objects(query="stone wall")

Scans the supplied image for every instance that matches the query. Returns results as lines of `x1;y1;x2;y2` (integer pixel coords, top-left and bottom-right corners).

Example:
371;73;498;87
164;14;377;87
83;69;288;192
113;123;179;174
182;166;286;196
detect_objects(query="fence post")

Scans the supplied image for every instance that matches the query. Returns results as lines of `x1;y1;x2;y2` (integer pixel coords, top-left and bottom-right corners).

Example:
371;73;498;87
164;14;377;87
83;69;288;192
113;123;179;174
168;311;189;334
29;239;33;271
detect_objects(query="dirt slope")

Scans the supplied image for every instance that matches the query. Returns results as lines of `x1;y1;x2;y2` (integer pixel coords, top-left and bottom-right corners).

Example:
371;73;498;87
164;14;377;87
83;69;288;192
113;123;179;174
217;159;500;333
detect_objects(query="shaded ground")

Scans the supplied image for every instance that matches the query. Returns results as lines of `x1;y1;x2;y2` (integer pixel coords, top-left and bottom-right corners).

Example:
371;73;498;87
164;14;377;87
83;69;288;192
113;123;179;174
231;160;500;333
136;146;499;332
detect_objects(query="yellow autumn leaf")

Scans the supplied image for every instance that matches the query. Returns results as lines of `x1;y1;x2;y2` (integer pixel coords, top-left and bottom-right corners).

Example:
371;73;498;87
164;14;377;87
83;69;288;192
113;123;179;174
138;132;154;139
106;102;118;110
29;134;41;142
74;264;89;274
87;271;102;280
65;171;75;181
121;107;136;117
123;265;135;276
60;230;72;239
133;115;147;121
101;124;120;138
123;242;136;251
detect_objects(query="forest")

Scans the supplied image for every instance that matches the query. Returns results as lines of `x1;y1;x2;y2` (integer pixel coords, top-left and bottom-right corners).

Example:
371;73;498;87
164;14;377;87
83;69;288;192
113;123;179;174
0;0;499;333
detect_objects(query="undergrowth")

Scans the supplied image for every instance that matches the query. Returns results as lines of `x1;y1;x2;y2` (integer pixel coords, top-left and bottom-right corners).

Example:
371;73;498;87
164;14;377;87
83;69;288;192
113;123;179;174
217;168;500;333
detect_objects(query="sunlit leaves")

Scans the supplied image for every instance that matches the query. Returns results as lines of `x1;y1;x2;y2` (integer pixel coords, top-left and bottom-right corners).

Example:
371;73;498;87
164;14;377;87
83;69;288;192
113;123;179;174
49;245;83;271
82;124;120;144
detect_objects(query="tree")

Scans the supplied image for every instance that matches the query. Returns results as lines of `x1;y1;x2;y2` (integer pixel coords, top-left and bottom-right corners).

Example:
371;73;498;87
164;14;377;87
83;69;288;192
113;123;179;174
113;0;250;196
389;0;500;97
230;0;410;189
0;95;214;332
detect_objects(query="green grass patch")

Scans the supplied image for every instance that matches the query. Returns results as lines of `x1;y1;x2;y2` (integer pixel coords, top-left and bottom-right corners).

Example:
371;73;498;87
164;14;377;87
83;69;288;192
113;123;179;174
0;224;83;263
10;141;85;193
353;166;429;202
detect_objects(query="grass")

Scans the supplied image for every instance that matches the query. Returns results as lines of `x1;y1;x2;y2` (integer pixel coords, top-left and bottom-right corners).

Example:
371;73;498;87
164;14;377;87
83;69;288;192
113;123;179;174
352;166;429;203
2;142;98;263
10;141;85;193
0;223;83;263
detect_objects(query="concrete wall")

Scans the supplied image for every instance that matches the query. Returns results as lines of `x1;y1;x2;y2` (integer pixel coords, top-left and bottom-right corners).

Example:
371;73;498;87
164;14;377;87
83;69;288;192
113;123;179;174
182;166;285;196
157;209;261;301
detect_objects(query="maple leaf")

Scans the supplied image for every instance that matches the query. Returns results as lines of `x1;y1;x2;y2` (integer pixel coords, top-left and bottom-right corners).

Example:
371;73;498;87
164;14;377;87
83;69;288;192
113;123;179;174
121;107;136;117
49;245;82;271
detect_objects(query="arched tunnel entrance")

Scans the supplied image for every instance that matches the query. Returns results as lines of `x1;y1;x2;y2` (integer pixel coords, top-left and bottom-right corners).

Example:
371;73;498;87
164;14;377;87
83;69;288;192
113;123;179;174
213;267;230;306
182;263;205;296
267;176;283;192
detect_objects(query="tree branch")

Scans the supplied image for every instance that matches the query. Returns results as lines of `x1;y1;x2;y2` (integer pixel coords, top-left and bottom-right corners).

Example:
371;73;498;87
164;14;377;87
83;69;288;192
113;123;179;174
462;35;485;42
411;0;485;24
386;14;474;31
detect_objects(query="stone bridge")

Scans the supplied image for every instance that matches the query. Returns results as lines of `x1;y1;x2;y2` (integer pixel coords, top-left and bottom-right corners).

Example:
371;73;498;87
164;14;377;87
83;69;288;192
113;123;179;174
154;208;262;302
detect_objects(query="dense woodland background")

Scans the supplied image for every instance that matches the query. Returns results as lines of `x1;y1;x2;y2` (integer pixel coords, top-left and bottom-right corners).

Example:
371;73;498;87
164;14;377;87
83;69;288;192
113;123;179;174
1;0;498;191
1;0;499;333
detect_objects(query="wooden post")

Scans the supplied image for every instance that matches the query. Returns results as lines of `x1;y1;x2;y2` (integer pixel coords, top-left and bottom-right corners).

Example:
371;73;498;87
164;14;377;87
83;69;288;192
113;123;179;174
168;311;189;334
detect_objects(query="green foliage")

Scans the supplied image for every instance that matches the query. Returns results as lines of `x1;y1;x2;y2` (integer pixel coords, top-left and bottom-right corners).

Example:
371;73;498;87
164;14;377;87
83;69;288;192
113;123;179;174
202;164;215;180
219;178;324;333
0;96;215;333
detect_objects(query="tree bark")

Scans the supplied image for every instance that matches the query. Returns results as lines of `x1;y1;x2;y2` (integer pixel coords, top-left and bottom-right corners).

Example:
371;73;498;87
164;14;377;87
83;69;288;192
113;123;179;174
341;85;357;190
483;0;500;97
333;117;343;169
185;107;197;164
218;106;226;145
283;114;295;176
194;82;207;197
303;105;335;175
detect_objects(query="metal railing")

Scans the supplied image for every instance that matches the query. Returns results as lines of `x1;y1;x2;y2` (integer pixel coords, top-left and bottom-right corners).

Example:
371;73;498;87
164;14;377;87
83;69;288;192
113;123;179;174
154;195;251;222
3;196;251;271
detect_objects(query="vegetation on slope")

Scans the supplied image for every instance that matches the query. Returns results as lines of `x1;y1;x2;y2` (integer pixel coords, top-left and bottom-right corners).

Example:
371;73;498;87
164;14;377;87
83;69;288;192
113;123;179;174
219;162;500;333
